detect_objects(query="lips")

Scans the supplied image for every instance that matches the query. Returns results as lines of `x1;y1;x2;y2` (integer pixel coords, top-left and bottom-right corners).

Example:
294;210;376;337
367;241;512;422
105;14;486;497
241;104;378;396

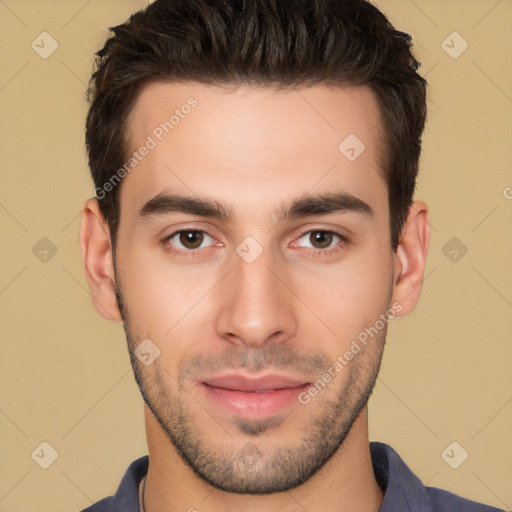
202;374;309;392
199;373;311;420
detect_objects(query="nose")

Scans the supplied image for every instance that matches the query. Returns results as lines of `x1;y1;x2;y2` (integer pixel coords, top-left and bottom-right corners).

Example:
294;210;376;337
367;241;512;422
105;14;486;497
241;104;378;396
215;247;298;348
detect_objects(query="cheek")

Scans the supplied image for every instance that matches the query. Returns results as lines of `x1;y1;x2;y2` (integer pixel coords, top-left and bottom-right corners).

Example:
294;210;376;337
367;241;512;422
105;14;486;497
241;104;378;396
116;244;175;331
116;242;222;341
292;244;393;345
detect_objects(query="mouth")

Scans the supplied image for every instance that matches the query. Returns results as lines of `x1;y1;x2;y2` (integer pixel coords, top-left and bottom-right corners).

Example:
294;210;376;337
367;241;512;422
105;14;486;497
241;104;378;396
199;373;311;420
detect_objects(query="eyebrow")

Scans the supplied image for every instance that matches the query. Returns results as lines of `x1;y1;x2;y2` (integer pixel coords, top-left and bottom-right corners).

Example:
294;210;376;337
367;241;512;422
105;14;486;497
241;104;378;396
138;191;374;223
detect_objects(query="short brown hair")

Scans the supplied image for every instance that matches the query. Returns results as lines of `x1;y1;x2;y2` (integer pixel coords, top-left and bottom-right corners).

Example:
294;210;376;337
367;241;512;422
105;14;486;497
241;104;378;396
85;0;427;250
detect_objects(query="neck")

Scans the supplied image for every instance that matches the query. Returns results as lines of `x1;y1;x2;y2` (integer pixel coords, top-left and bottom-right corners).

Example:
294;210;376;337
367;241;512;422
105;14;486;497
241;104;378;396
142;406;383;512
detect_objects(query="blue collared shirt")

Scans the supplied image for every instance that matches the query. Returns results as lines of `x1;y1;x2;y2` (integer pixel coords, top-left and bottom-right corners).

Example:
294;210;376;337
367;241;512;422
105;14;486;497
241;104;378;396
81;442;506;511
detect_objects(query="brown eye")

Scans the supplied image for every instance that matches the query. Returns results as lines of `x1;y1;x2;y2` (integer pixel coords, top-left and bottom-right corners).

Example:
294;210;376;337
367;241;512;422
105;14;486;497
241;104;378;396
295;230;344;252
178;230;205;249
310;231;334;249
165;230;215;252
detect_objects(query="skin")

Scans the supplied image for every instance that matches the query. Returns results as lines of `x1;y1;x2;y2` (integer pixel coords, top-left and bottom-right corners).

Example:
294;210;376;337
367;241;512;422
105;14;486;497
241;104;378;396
80;82;429;512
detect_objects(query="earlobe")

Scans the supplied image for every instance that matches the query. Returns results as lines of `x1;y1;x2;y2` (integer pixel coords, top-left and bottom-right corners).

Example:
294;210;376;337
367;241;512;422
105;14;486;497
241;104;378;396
79;198;122;322
391;200;430;316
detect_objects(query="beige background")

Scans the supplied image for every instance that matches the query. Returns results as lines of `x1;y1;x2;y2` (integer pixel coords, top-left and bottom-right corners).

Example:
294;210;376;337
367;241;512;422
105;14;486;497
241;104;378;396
0;0;511;511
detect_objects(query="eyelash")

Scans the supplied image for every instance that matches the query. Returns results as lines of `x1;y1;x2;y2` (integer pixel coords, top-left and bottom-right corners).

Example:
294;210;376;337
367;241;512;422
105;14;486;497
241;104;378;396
161;228;348;257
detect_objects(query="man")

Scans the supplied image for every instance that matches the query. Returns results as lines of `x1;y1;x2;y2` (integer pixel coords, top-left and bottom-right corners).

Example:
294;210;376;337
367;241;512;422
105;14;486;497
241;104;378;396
79;0;505;511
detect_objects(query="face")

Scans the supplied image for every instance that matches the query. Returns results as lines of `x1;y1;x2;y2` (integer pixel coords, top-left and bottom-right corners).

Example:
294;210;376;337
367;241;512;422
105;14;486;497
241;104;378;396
113;82;396;493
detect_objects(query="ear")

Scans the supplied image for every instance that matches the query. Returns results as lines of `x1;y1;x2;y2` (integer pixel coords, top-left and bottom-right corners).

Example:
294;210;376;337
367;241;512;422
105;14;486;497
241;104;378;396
79;198;122;322
390;200;430;316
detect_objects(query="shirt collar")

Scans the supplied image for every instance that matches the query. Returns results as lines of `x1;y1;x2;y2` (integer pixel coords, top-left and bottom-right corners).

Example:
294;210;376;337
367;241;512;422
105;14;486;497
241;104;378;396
138;473;146;512
370;442;431;512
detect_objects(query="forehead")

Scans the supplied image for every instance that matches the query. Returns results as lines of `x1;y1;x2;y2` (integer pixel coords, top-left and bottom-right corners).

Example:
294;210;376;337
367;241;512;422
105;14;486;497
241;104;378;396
121;81;386;217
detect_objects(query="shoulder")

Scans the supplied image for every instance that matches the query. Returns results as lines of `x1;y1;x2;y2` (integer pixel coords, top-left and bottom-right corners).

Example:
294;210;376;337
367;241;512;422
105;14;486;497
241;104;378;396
370;442;506;512
79;455;149;512
425;486;507;512
81;497;115;512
